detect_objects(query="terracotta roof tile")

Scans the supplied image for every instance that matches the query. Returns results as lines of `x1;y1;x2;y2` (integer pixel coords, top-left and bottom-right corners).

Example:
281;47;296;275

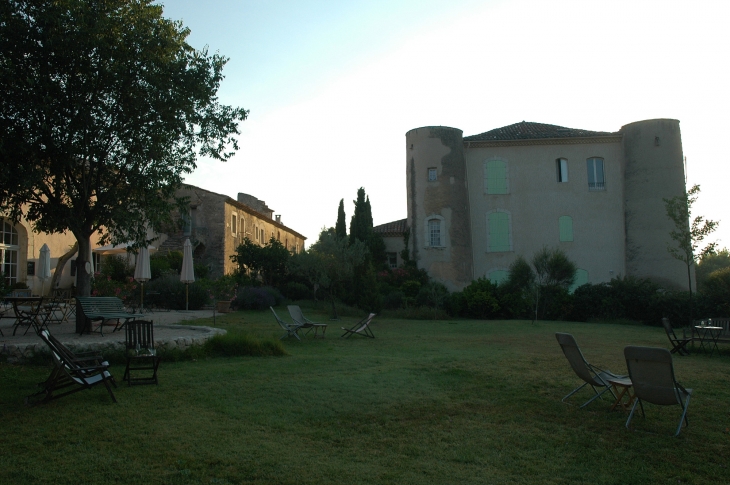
373;218;408;237
464;121;618;142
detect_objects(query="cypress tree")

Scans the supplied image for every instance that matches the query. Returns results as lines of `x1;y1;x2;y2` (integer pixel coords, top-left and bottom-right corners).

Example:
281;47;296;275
335;199;347;240
349;187;370;244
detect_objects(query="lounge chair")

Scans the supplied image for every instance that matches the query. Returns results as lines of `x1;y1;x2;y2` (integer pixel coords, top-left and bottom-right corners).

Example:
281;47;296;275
555;332;623;408
662;317;691;355
270;306;303;341
123;320;161;386
288;305;327;338
27;330;117;404
624;346;692;436
341;313;377;338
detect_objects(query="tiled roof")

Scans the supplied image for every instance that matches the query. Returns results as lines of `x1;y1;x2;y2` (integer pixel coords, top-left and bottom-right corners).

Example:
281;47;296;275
373;218;408;237
464;121;618;141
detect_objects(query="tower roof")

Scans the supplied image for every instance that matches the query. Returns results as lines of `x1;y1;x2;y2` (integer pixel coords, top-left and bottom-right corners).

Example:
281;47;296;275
464;121;618;142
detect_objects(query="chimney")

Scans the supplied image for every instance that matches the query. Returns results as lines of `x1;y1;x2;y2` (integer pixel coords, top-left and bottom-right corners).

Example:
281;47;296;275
275;215;281;223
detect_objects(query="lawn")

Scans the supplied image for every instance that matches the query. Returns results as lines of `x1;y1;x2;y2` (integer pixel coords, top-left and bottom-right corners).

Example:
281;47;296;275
1;310;729;484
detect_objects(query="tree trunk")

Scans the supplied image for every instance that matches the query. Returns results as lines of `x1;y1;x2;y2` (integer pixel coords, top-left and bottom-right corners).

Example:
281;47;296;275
50;242;78;291
74;235;94;333
687;263;693;326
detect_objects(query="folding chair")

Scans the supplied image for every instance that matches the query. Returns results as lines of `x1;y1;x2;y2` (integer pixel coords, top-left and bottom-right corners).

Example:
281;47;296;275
555;333;623;408
661;317;691;355
270;307;304;341
28;330;117;404
288;305;327;338
624;346;692;436
123;320;161;386
341;313;377;338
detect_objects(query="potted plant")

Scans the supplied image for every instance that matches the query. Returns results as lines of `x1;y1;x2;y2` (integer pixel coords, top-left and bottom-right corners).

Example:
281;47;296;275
210;275;237;313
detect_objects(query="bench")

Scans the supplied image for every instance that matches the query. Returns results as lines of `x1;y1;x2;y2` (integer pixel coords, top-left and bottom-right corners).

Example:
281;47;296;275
77;296;138;336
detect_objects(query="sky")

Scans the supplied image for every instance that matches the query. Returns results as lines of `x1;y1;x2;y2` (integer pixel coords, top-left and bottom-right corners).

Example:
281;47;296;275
160;0;730;249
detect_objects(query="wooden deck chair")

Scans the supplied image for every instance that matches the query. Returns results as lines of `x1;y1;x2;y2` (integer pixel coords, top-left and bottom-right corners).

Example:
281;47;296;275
288;305;327;338
123;320;161;386
624;346;692;436
661;318;691;356
555;333;623;408
28;330;117;404
270;306;303;341
341;313;377;338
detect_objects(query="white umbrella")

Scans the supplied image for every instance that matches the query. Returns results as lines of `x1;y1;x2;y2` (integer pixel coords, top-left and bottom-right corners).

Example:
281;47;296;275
134;246;152;311
85;245;95;275
38;243;51;296
180;238;195;311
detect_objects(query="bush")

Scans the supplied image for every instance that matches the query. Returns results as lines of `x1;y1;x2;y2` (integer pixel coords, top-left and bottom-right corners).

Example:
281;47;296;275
281;282;311;301
234;286;284;310
92;275;139;304
416;282;449;308
204;333;287;357
383;290;405;310
145;274;209;310
100;255;132;281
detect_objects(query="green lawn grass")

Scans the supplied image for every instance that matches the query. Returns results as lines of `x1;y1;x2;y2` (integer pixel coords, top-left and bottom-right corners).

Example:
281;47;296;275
1;310;729;484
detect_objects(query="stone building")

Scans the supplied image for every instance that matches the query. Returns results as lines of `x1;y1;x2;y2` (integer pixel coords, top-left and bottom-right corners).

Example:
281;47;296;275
156;184;306;277
1;184;306;292
379;118;689;292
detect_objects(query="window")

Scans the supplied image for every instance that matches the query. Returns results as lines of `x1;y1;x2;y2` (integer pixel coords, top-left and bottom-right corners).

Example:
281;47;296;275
428;168;438;181
487;210;511;252
485;160;508;194
93;252;102;272
1;219;19;286
386;252;398;269
231;213;237;235
556;158;568;182
570;269;589;293
428;219;441;247
488;270;508;285
182;209;192;236
559;216;573;242
587;158;605;190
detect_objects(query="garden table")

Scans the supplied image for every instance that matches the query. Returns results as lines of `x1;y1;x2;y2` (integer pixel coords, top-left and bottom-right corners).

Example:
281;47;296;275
607;376;635;412
694;326;723;357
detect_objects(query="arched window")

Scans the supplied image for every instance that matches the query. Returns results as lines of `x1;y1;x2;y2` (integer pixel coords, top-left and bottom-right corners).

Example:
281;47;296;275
487;210;512;252
428;219;441;247
485;160;509;194
559;216;573;242
1;219;20;286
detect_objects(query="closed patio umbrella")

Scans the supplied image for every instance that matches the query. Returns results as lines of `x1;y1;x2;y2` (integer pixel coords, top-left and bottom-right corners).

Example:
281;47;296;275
134;246;152;311
38;243;51;296
180;239;195;311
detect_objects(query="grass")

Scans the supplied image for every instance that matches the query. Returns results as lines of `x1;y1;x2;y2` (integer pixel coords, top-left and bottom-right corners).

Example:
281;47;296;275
1;310;729;484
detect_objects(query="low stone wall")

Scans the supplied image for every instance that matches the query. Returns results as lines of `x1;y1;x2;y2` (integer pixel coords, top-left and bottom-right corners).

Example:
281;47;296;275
1;324;226;364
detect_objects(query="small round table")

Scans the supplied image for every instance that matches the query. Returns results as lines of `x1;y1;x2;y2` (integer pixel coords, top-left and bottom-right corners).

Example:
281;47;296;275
694;326;723;357
607;377;635;412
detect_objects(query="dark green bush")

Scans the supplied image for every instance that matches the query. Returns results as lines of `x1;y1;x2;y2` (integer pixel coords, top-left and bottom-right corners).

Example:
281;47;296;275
234;286;285;310
204;333;286;357
100;255;132;281
145;274;209;310
282;282;311;301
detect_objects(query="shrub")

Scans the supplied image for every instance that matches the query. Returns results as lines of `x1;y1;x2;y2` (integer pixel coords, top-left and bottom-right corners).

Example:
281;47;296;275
92;275;138;304
234;286;284;310
145;274;209;310
282;282;311;301
100;254;133;281
383;290;405;310
416;282;449;309
204;333;286;357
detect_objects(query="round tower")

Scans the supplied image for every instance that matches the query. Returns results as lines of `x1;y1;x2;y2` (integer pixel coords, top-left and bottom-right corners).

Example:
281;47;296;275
621;119;689;289
405;126;473;290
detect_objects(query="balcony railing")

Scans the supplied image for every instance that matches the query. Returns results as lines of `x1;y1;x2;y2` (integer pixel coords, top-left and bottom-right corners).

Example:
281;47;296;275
588;182;605;191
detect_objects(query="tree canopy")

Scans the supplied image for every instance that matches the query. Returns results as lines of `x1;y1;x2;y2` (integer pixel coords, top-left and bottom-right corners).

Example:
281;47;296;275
0;0;247;312
335;199;347;240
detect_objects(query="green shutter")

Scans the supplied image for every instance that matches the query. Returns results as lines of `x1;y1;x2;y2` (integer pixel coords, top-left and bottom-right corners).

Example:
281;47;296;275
486;161;508;194
488;212;510;252
559;216;573;242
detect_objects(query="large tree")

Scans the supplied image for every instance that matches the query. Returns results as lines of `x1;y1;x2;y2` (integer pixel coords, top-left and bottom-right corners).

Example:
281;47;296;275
0;0;247;330
664;184;719;322
335;199;347;240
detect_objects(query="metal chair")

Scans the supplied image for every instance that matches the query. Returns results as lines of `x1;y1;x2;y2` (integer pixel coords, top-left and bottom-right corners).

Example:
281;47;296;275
341;313;377;338
662;317;691;355
555;333;623;408
123;320;160;386
624;346;692;436
288;305;327;338
270;307;304;341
